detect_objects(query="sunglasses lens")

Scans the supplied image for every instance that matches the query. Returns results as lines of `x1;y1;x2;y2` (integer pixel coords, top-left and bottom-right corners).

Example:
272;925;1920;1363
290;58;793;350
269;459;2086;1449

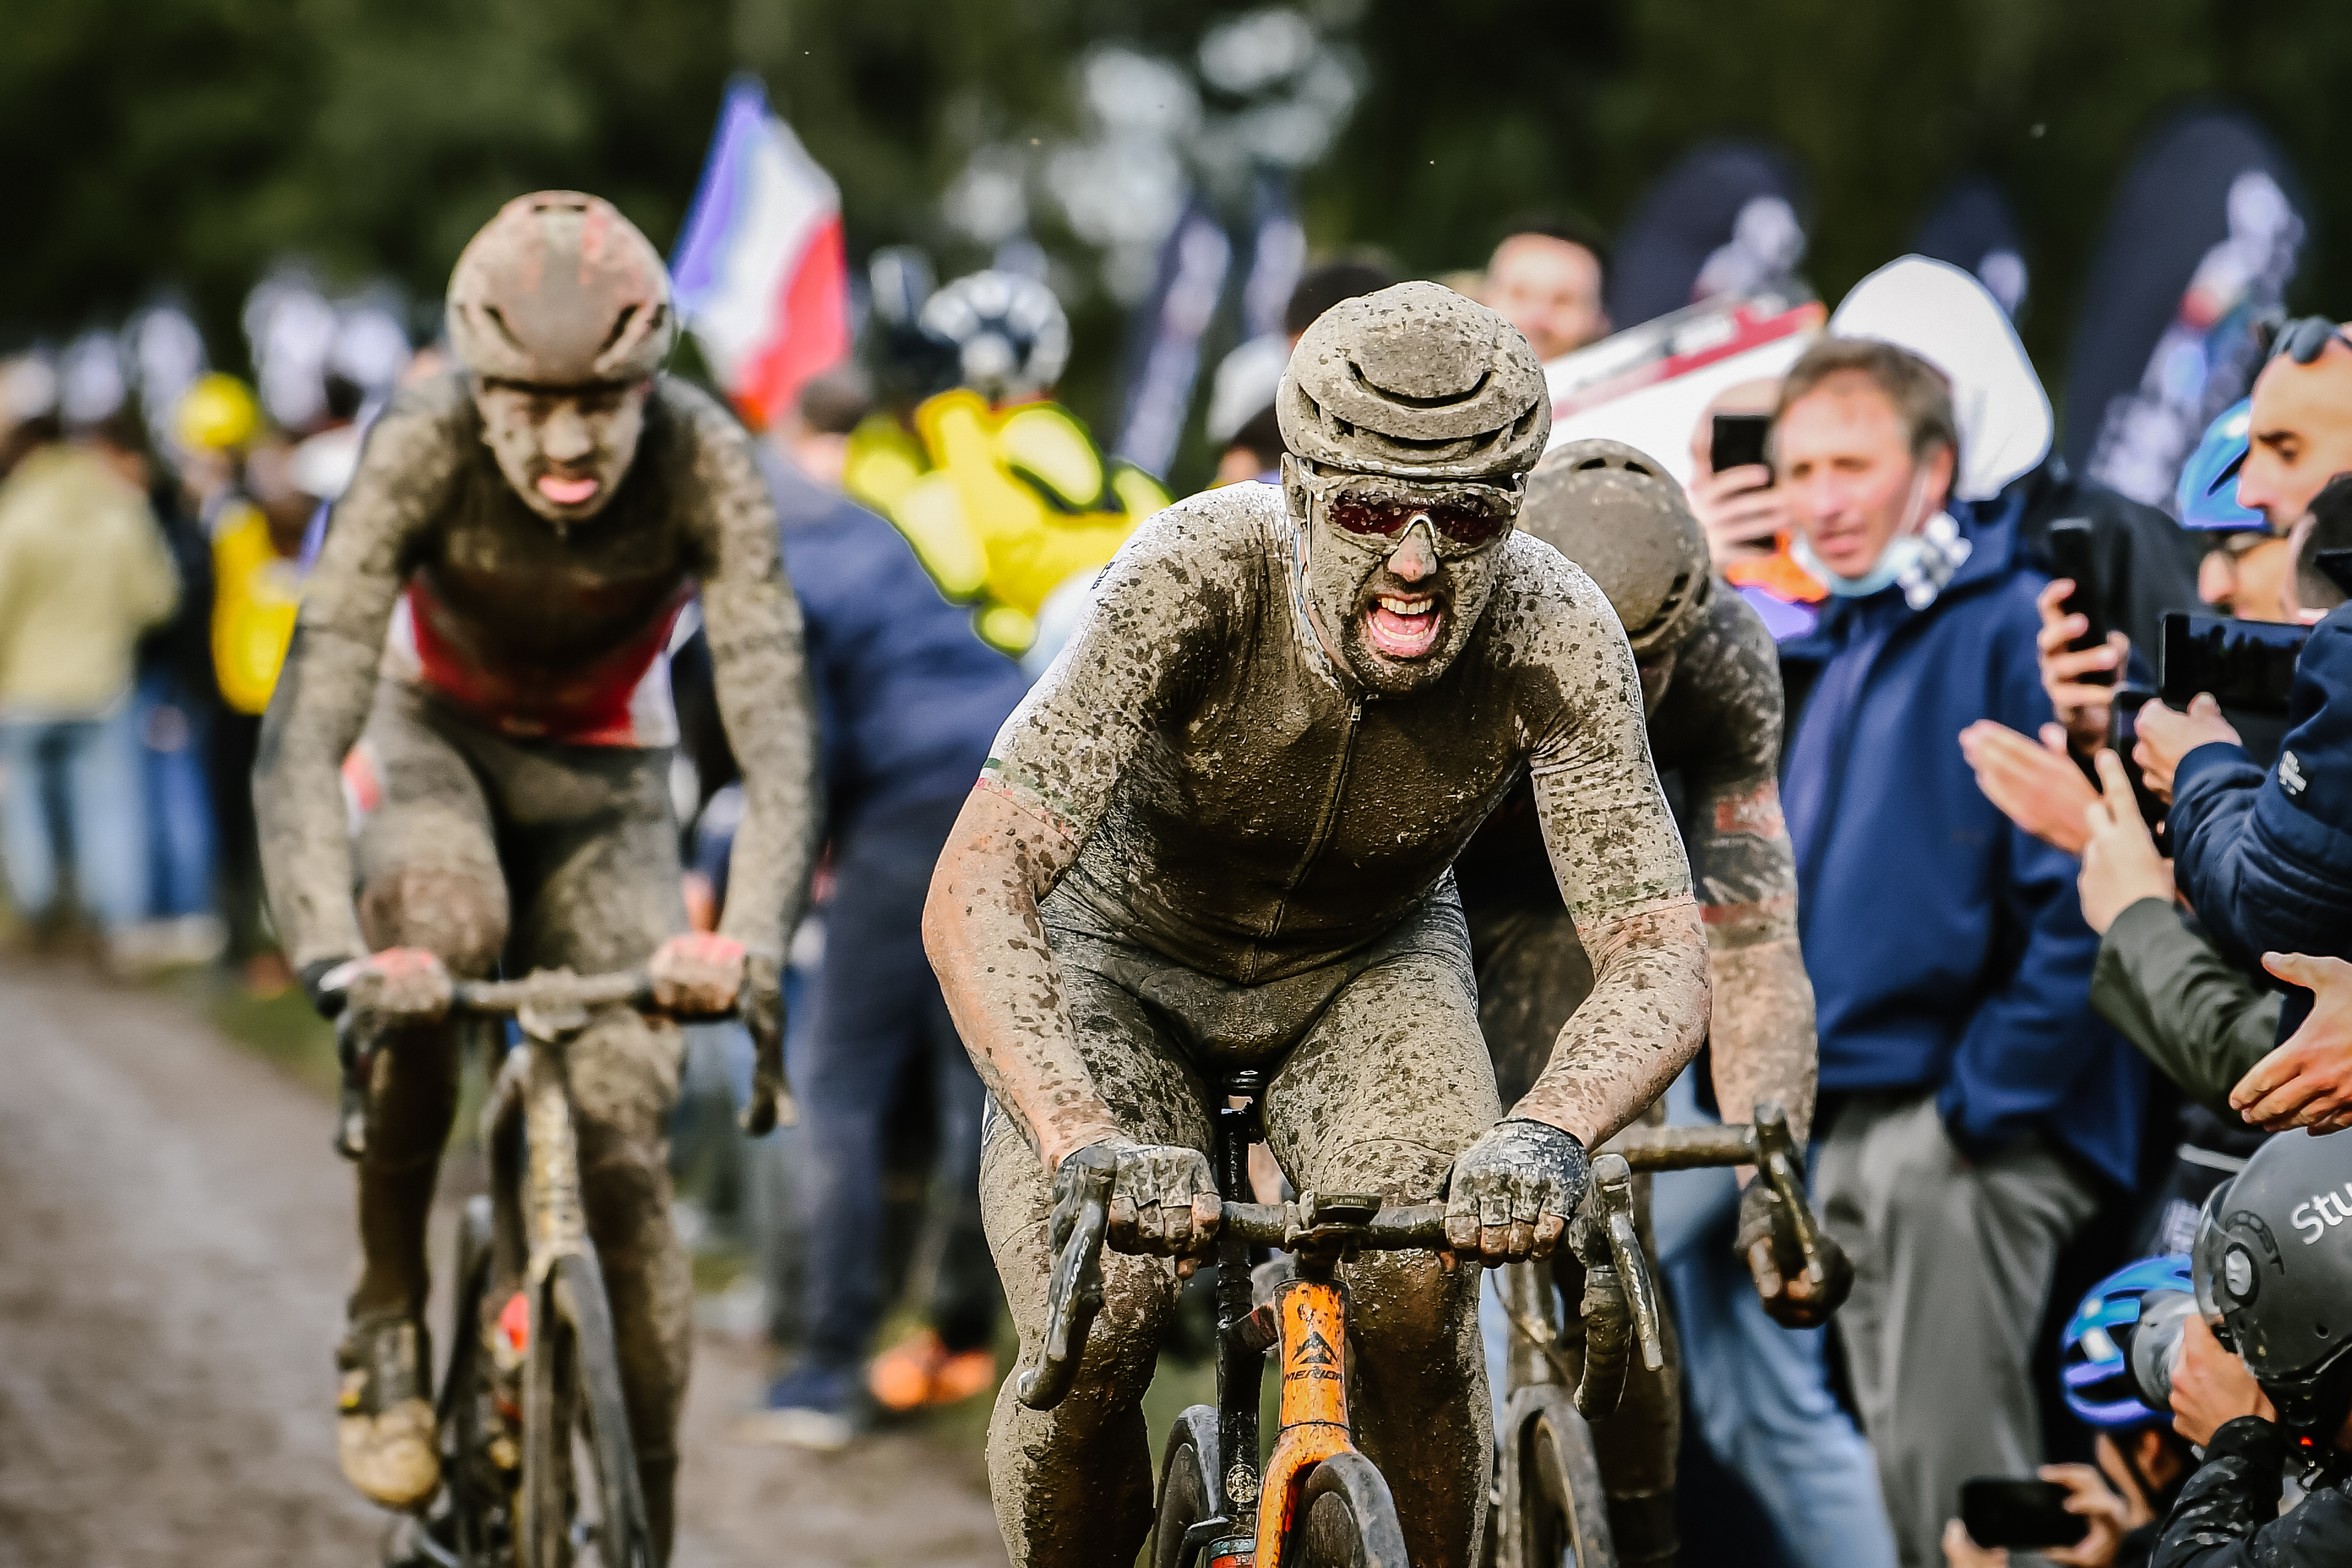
1327;496;1411;537
2288;317;2337;364
1429;501;1512;548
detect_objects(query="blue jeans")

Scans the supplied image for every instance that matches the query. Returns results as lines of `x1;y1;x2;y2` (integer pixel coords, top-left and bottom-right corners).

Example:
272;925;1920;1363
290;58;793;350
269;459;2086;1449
134;671;216;919
1;707;149;931
793;801;995;1368
1654;1073;1898;1568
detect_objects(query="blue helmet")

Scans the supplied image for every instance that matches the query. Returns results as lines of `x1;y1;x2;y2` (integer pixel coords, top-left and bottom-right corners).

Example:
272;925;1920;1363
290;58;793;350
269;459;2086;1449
2061;1255;2195;1430
2176;400;2263;531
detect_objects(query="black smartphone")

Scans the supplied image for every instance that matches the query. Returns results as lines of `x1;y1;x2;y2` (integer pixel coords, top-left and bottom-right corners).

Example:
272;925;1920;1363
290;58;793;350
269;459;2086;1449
1710;412;1772;475
2107;684;2169;833
2047;519;2111;686
2159;612;2310;715
1959;1478;2089;1551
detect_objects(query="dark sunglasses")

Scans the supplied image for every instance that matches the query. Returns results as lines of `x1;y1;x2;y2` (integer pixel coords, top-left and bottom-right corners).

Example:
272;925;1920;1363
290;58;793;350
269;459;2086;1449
2267;315;2352;366
1293;464;1521;554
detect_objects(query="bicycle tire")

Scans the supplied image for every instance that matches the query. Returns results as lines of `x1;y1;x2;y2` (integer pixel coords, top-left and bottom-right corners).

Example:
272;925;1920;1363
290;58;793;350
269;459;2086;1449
1290;1451;1411;1568
442;1196;502;1566
1497;1384;1616;1568
1150;1404;1224;1568
519;1248;655;1568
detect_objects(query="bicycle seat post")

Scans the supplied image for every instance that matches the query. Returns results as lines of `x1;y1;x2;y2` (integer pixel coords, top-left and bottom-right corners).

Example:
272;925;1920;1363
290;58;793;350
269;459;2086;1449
1212;1069;1267;1534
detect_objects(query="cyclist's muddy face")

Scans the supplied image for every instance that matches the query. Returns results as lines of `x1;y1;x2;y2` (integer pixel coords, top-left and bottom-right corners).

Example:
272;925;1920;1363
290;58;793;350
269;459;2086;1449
473;378;652;527
1285;461;1515;696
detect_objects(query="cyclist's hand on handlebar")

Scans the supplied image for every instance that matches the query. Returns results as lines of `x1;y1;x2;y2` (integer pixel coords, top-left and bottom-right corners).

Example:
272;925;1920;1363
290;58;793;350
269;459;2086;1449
1060;1140;1221;1270
1736;1178;1852;1327
322;948;454;1025
648;932;746;1016
1444;1119;1589;1265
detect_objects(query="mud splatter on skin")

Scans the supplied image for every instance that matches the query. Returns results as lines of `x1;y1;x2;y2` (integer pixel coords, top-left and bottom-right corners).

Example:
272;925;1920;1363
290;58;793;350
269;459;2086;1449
925;483;1708;1568
253;370;818;1558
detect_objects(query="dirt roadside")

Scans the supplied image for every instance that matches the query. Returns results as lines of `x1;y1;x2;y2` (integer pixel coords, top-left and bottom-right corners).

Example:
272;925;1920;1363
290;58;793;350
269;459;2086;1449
0;961;1006;1567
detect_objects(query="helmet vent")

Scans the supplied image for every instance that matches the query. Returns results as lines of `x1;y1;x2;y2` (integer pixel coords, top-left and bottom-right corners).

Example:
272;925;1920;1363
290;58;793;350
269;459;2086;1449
1344;356;1494;410
1575;456;1607;470
600;304;642;356
480;306;527;355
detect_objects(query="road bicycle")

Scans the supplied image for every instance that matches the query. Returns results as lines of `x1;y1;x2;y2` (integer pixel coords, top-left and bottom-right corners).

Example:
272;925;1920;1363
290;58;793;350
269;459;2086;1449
1016;1069;1667;1568
1489;1102;1836;1568
334;967;736;1568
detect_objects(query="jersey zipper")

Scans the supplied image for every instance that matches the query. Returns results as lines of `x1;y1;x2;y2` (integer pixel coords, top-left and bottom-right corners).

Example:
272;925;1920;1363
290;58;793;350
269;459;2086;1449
1261;699;1362;955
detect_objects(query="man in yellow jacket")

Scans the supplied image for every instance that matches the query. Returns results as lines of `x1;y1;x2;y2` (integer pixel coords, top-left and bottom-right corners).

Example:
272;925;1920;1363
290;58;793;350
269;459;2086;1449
0;415;178;949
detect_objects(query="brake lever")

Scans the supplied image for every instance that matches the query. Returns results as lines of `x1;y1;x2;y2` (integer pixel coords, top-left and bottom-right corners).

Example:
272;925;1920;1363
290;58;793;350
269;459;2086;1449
1753;1101;1825;1290
1591;1154;1664;1373
1015;1163;1113;1411
332;1010;371;1162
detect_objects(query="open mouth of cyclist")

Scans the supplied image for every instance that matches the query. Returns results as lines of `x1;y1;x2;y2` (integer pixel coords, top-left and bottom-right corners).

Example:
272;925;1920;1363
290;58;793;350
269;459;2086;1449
1362;588;1445;660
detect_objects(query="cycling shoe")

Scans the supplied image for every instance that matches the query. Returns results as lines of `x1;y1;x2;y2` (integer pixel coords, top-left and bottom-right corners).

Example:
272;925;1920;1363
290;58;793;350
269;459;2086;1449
336;1310;440;1510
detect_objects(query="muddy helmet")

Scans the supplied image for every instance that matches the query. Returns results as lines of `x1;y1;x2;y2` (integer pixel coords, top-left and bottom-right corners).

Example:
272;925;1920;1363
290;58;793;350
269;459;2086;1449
2192;1129;2352;1453
1278;281;1550;483
445;192;674;385
1521;439;1713;658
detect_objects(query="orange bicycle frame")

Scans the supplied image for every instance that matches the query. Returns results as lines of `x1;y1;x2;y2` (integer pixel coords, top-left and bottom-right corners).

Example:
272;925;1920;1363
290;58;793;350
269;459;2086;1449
1253;1276;1357;1567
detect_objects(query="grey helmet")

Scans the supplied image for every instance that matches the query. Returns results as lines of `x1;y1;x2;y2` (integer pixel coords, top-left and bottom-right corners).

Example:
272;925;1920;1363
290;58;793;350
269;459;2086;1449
1522;439;1714;659
1277;281;1550;482
2193;1129;2352;1454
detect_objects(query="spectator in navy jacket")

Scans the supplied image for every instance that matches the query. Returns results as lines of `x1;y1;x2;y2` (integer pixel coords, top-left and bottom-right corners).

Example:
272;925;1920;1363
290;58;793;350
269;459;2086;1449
1773;336;2143;1567
718;369;1032;1449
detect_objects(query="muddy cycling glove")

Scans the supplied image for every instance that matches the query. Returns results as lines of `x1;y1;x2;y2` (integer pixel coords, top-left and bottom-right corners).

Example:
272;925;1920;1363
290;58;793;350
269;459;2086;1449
1445;1119;1590;1264
1057;1139;1221;1259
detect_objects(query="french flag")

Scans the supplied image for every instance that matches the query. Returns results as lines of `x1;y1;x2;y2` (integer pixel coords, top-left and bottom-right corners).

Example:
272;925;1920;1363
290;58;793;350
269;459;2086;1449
673;77;851;430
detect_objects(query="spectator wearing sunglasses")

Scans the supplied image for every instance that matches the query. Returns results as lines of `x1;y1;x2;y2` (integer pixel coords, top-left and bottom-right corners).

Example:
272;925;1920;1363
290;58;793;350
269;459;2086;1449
1773;335;2141;1567
2238;317;2352;533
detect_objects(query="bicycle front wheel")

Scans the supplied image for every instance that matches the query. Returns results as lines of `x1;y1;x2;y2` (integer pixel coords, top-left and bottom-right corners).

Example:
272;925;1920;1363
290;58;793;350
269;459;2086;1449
1497;1384;1616;1568
1151;1404;1224;1568
519;1249;655;1568
1291;1452;1411;1568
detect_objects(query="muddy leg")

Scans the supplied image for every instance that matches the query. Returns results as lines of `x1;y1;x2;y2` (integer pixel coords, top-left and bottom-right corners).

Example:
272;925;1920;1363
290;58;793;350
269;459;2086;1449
1268;898;1500;1568
975;952;1209;1568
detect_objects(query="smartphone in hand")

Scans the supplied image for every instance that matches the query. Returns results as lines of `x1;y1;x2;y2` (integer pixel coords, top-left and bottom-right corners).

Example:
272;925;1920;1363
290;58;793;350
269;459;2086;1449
1959;1478;2090;1551
1710;412;1772;477
2048;520;2111;688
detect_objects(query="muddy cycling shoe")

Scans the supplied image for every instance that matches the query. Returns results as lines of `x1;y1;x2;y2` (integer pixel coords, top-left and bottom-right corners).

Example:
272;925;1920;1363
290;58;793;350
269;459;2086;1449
336;1310;440;1510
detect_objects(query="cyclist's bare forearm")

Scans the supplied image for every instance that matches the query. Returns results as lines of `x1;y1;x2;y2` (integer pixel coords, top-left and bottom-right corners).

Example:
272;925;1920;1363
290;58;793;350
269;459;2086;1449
924;785;1122;1170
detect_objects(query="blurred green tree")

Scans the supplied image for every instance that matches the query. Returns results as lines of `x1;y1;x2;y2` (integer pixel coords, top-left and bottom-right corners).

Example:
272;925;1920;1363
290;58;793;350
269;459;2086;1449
8;0;2352;451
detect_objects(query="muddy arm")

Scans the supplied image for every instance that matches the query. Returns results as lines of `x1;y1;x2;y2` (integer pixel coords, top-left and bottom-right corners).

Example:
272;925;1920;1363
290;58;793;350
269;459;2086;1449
255;383;464;970
1513;590;1711;1145
687;399;820;966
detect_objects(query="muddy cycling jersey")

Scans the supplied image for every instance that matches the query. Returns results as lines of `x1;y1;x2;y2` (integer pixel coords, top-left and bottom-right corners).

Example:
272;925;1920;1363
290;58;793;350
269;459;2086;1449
255;369;818;972
978;480;1698;1142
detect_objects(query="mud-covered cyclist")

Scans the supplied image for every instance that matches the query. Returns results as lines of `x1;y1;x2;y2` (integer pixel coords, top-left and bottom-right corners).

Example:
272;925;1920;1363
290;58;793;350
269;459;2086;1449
253;193;818;1556
922;284;1712;1568
1458;440;1855;1566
